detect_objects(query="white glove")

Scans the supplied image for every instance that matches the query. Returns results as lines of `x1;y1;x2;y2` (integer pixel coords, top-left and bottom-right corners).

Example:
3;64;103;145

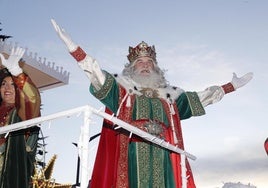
0;47;24;76
51;18;105;88
198;86;225;107
231;72;253;90
51;19;78;52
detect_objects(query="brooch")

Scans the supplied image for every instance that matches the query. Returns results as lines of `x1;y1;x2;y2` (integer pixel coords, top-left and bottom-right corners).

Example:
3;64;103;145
144;120;164;138
140;88;159;98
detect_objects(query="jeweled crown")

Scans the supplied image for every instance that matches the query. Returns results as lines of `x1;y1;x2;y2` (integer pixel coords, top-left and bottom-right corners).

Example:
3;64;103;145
127;41;157;63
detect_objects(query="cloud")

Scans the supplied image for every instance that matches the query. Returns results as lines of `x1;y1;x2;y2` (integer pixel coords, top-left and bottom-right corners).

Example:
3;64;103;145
153;43;237;90
191;140;268;188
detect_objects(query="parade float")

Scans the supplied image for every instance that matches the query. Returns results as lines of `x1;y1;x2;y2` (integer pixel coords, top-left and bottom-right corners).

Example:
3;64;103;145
0;39;197;188
0;35;257;188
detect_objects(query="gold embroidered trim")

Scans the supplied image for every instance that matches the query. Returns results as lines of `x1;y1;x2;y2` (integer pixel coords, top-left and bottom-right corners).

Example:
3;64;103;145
136;96;150;119
185;92;205;116
151;99;164;122
115;86;134;187
136;143;165;187
93;73;114;100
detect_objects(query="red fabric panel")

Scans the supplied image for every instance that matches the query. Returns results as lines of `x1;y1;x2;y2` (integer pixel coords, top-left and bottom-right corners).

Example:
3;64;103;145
89;110;120;188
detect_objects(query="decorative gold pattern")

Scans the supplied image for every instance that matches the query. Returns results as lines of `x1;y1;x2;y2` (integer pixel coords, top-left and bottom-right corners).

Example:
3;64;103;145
136;143;165;187
185;92;205;116
135;96;164;123
116;134;129;188
136;95;150;119
151;99;164;123
152;146;165;187
115;86;134;188
93;72;114;100
127;41;156;63
137;143;150;187
31;155;72;188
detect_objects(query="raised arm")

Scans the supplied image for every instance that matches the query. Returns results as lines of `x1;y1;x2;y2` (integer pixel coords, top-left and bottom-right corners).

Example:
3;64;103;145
0;47;24;76
0;47;41;120
51;19;105;90
198;72;253;107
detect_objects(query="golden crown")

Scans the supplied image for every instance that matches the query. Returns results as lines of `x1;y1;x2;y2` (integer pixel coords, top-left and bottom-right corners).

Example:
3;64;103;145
127;41;157;63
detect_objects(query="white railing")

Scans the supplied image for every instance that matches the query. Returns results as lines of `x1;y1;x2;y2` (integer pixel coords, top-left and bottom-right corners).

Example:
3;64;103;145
0;104;196;188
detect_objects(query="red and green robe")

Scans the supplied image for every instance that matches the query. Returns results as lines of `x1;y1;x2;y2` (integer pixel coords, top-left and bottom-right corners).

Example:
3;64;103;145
89;72;205;188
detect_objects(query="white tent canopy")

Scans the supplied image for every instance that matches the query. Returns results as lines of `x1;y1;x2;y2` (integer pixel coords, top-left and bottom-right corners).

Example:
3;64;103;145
0;40;69;91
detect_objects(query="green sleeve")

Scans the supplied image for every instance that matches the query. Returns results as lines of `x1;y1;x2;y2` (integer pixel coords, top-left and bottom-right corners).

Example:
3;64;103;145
176;92;205;120
90;72;120;113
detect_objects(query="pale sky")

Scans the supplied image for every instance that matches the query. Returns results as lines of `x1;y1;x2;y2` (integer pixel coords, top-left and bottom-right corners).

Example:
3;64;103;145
1;0;267;187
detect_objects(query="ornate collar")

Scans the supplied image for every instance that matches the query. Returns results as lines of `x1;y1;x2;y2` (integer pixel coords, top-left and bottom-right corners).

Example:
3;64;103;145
114;74;184;102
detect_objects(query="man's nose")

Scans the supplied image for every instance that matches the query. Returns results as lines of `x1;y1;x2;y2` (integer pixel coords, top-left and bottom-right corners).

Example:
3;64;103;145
143;62;150;67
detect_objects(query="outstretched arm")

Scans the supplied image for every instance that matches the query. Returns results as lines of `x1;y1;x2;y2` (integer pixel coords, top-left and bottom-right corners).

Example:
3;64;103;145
51;19;105;90
198;72;253;107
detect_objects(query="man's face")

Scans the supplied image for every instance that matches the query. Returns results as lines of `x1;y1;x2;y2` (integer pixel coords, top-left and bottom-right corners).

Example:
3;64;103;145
0;76;15;104
133;57;155;76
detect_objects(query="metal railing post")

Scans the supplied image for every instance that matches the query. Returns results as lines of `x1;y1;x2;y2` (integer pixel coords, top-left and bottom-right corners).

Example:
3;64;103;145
79;105;92;188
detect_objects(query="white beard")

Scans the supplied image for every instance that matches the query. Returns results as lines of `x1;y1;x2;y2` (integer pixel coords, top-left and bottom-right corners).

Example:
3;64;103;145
131;71;164;88
115;72;184;101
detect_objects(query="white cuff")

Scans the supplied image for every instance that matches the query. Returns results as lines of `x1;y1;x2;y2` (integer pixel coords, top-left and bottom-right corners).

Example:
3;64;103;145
198;86;225;107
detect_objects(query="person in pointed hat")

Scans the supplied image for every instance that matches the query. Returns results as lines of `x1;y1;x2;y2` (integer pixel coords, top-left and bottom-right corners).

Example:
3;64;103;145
0;47;41;188
52;19;253;188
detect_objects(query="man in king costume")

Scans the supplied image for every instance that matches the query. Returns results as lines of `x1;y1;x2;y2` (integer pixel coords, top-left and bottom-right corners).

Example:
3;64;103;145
51;19;253;188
